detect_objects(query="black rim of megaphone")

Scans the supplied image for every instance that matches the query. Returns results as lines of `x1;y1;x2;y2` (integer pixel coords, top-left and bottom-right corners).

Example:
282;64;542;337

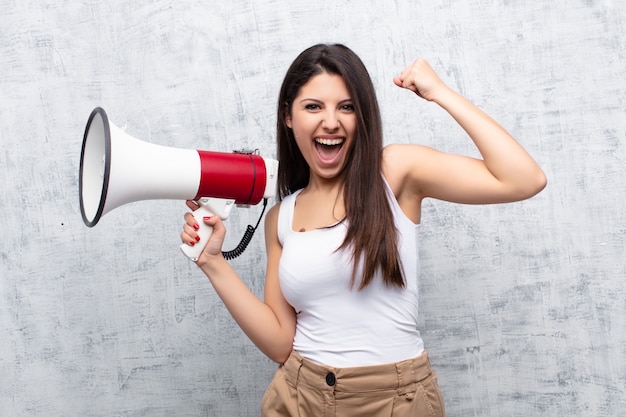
79;107;111;227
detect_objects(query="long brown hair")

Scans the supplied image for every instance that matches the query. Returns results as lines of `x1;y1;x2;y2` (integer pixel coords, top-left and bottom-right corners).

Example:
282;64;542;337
276;44;404;289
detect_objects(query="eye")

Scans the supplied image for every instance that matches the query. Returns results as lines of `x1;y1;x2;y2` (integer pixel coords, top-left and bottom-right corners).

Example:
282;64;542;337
340;103;355;112
305;103;321;111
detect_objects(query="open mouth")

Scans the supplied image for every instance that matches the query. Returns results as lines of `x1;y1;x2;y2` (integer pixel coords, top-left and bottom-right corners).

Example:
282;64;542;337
314;137;344;162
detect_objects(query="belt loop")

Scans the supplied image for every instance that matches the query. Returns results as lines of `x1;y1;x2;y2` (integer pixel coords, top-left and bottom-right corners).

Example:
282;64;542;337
396;358;416;396
295;352;303;388
284;350;304;388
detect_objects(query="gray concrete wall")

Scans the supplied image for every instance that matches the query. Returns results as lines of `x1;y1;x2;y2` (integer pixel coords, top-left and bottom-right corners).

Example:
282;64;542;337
1;1;624;416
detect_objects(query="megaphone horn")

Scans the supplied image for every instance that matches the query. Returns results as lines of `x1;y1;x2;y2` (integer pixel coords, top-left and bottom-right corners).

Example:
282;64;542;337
79;107;278;260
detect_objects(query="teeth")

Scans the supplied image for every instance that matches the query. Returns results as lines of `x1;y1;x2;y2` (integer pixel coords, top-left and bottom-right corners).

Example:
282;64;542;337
315;137;344;146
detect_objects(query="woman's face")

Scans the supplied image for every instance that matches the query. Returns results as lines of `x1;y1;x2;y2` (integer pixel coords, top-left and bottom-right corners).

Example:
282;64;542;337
286;72;356;182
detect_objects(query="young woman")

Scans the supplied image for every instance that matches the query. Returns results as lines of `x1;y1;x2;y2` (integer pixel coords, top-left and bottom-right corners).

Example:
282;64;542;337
181;44;546;416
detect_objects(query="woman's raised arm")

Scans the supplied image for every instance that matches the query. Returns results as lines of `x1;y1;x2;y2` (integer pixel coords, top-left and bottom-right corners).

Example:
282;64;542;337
390;59;547;205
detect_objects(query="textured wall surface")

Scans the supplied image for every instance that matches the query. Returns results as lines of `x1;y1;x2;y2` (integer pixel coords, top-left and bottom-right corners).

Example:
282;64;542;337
1;1;625;416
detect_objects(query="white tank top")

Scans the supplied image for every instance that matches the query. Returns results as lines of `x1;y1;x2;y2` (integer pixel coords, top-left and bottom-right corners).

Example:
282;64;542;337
277;179;424;367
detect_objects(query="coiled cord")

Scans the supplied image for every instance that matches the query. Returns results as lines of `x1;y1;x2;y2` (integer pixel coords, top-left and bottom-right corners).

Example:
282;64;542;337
222;198;268;260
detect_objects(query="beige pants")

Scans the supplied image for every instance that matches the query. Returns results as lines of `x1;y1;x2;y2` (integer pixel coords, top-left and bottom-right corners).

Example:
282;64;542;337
261;350;445;417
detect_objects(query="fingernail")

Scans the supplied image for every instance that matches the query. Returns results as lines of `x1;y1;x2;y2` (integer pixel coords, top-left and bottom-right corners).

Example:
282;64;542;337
193;223;199;230
189;241;195;246
195;235;201;242
203;216;212;221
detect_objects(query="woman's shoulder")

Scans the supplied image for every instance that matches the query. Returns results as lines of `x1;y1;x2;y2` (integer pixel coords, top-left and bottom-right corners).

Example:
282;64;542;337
382;144;428;223
267;200;281;215
265;191;297;232
382;143;437;186
382;144;423;191
264;202;282;244
266;200;284;226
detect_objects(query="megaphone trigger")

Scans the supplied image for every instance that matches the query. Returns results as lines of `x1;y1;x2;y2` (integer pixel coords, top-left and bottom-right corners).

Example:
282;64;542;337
179;197;236;261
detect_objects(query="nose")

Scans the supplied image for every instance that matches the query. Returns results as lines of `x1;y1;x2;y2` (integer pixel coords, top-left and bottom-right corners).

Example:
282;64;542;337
322;110;339;130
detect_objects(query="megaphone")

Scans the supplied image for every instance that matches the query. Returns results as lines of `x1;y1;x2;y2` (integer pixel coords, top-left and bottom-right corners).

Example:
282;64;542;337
79;107;278;261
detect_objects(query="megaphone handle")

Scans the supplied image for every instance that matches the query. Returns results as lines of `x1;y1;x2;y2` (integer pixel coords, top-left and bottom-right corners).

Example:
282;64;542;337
179;197;235;262
179;204;215;261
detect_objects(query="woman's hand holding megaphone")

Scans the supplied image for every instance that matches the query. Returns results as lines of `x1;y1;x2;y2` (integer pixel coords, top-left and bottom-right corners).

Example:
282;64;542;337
181;199;230;265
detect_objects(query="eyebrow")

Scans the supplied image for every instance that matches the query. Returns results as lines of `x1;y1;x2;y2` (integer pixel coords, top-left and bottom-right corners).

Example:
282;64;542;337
298;97;353;104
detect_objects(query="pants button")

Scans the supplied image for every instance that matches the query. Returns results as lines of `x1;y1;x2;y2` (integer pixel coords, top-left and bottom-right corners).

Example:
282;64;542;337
325;372;336;386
